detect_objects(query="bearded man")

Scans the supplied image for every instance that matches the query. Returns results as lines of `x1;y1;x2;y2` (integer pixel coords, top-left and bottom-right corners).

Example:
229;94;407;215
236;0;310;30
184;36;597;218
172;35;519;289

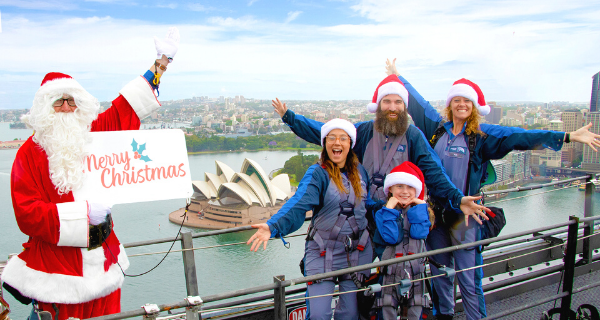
1;28;179;320
272;74;488;228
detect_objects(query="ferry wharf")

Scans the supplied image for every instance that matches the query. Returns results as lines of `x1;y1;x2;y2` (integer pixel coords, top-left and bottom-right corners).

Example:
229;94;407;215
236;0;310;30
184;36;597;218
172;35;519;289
1;174;599;320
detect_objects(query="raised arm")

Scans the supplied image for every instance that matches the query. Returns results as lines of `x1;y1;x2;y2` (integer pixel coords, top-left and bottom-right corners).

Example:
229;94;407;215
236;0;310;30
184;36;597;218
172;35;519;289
385;58;443;140
92;27;180;131
274;98;325;146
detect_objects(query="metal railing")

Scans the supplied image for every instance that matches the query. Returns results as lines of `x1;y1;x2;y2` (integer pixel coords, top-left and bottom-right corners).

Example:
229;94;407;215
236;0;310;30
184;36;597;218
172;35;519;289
80;173;600;320
0;173;587;320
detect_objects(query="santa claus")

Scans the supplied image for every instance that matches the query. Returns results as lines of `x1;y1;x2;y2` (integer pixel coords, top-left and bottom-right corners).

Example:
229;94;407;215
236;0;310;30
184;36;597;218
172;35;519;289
1;28;180;320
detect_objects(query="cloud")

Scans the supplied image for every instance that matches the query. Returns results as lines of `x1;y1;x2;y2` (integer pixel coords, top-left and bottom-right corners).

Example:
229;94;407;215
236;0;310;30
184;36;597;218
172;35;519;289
248;0;258;6
156;3;177;9
0;0;78;10
188;3;208;11
285;11;302;23
0;0;599;109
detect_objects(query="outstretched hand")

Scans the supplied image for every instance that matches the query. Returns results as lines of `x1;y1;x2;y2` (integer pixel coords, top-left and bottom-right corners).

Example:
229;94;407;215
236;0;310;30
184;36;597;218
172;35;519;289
247;223;272;252
459;196;490;227
570;123;600;152
272;98;288;118
385;58;400;76
154;27;180;62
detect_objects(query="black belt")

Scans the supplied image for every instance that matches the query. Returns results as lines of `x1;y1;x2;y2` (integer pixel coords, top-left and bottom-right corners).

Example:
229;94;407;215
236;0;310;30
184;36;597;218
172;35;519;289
89;214;112;250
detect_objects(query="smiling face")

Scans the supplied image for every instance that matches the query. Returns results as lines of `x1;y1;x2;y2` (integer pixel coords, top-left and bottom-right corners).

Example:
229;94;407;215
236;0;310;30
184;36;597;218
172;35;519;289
449;96;474;123
325;128;351;168
380;94;405;120
389;183;417;203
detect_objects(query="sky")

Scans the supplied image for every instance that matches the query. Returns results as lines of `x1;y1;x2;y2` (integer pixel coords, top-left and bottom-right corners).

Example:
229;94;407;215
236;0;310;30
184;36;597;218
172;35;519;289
0;0;599;110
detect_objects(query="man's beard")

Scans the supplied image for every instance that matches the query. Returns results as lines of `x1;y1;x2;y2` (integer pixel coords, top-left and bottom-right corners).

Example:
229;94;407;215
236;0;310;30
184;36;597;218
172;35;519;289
374;106;409;136
35;112;92;195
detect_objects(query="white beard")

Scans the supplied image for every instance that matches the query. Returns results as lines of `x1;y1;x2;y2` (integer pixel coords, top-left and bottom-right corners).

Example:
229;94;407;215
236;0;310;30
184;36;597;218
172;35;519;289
36;112;93;195
22;81;100;195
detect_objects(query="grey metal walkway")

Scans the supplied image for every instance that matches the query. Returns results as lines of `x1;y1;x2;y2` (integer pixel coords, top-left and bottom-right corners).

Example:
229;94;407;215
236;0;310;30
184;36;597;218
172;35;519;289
455;270;600;320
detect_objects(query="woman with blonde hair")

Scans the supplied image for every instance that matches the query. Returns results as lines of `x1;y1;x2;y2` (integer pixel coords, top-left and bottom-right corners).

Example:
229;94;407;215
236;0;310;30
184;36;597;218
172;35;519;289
247;118;373;320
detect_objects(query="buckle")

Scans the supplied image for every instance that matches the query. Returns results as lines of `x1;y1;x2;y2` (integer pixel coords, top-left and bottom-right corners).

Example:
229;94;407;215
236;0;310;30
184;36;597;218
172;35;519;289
357;244;364;251
320;251;326;257
339;200;354;217
395;253;403;258
371;173;385;188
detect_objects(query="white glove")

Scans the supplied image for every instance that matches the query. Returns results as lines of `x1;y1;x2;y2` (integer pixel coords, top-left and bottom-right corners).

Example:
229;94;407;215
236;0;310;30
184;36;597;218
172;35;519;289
154;27;180;62
89;203;111;226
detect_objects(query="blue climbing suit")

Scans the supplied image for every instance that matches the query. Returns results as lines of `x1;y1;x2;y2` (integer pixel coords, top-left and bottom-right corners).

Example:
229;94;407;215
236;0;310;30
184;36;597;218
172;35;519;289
373;203;431;320
267;163;373;320
399;75;565;319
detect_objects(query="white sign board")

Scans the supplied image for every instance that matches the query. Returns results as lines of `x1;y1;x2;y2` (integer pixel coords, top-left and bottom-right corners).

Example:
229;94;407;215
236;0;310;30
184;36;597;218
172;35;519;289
73;129;193;205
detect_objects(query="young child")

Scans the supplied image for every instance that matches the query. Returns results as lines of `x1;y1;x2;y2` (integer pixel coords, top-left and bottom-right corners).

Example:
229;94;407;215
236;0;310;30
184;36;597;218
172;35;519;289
372;161;433;320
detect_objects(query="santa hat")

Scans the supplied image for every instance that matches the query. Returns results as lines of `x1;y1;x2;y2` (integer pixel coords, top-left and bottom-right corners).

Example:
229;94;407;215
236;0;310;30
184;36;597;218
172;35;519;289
383;161;425;200
366;75;409;113
446;78;490;116
320;118;357;148
22;72;99;128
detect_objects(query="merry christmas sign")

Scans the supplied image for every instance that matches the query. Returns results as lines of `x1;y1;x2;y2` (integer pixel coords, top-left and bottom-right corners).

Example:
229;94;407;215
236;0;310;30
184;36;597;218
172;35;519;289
73;129;193;205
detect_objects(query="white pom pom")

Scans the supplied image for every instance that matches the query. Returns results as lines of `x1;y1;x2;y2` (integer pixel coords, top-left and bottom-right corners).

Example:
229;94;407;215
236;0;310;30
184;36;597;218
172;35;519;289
367;102;378;113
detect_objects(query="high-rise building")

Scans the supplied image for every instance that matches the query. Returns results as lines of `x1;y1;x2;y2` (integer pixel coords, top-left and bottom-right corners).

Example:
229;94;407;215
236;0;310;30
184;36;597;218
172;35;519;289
561;109;584;164
582;112;600;171
591;72;600;112
485;101;502;124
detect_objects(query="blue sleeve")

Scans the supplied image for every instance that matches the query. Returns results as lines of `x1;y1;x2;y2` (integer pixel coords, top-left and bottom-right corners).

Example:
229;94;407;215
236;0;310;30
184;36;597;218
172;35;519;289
400;75;443;140
374;207;401;245
143;70;159;91
267;164;324;237
406;126;464;209
480;124;565;161
406;203;431;240
281;109;325;146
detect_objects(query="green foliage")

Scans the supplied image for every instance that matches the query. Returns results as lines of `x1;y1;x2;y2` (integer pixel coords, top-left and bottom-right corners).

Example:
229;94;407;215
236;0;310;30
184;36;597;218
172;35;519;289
184;132;319;152
281;151;319;181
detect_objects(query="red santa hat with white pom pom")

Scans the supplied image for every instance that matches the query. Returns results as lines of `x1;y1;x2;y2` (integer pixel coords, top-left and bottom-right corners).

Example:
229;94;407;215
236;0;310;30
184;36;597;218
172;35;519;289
366;75;409;113
446;78;490;116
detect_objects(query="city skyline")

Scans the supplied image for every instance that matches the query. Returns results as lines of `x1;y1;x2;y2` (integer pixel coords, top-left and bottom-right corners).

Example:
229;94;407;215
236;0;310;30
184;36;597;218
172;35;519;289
1;1;600;110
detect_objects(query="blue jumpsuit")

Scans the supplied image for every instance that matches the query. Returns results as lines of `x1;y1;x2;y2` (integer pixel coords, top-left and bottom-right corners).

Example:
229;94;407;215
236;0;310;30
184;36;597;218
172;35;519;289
399;75;566;319
267;163;373;320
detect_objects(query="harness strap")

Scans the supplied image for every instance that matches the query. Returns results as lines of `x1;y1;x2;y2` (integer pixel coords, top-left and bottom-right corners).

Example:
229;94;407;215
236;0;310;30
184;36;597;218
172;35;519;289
373;127;404;176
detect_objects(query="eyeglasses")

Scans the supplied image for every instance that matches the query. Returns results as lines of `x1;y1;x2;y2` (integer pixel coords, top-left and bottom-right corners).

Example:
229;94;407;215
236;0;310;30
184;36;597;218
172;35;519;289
326;135;350;143
53;97;76;107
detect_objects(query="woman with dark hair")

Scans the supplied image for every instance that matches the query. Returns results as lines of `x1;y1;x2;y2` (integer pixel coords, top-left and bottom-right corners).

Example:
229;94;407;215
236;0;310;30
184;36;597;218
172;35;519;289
247;118;373;320
385;59;600;320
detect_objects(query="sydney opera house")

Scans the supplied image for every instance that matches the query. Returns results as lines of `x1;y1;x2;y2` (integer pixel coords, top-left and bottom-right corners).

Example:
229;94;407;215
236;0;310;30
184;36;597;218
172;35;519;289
170;158;293;229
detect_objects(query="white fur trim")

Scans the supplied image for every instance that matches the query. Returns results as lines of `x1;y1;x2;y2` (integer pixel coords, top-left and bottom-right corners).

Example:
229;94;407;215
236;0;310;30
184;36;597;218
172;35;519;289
0;245;129;304
320;118;357;147
119;76;161;120
57;202;89;247
375;82;409;108
446;83;479;107
383;172;422;196
367;102;378;114
37;77;86;97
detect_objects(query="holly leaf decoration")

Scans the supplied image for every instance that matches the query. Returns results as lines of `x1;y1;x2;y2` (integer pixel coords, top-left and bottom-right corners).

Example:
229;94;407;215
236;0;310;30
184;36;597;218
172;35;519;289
138;143;146;154
140;155;152;162
131;139;138;152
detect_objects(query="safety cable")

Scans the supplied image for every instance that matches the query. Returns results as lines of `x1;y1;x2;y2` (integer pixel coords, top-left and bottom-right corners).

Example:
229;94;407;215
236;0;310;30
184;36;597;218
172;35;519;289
486;181;591;205
126;232;308;258
105;200;191;277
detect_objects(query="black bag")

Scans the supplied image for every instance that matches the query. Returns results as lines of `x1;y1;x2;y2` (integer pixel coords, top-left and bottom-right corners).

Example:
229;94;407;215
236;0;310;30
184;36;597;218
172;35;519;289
481;206;506;241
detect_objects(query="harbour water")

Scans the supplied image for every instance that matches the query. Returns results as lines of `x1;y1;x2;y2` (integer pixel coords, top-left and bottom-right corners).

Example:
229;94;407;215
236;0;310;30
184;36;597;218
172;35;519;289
0;122;598;319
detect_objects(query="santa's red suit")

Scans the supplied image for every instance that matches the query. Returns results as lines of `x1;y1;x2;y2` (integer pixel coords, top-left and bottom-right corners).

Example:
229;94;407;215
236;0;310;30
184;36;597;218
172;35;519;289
1;74;160;319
